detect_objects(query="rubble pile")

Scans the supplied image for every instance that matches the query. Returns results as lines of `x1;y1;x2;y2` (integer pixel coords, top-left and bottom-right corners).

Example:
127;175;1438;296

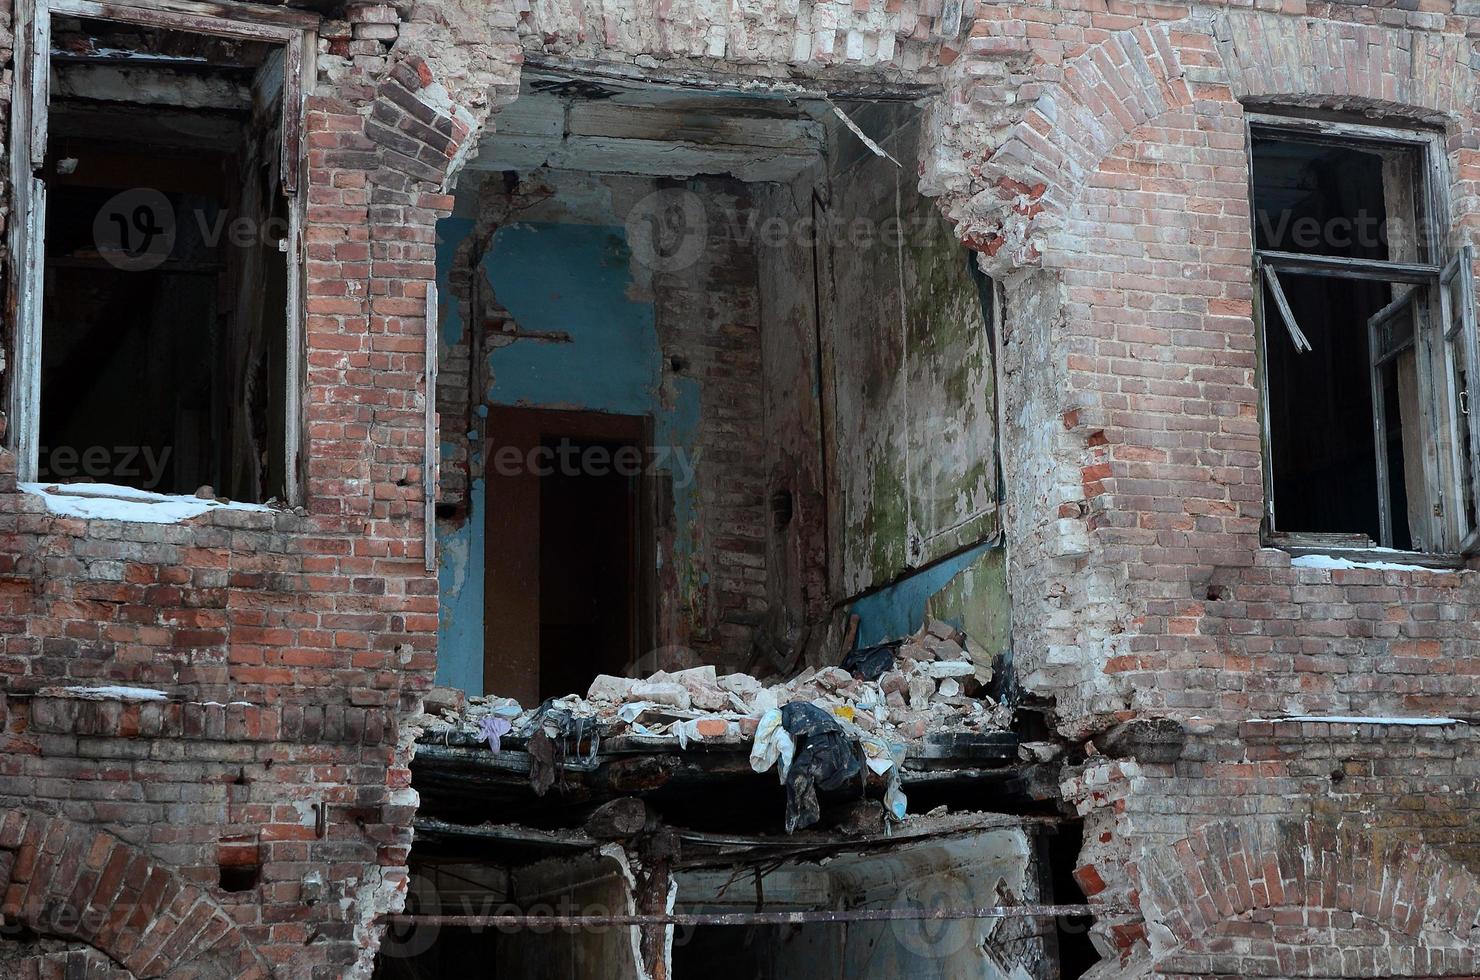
415;620;1012;828
421;620;1008;748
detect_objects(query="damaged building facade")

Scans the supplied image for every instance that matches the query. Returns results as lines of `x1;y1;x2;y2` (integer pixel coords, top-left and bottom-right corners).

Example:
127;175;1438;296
1;0;1479;977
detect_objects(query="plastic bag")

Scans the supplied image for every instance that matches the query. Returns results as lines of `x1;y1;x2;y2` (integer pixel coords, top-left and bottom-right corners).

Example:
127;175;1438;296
780;702;865;832
840;641;900;681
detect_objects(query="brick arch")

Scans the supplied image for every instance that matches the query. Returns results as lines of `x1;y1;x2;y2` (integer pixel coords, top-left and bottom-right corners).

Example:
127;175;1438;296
958;14;1479;272
1213;11;1476;127
1136;817;1480;969
0;809;270;980
364;54;485;192
957;24;1195;269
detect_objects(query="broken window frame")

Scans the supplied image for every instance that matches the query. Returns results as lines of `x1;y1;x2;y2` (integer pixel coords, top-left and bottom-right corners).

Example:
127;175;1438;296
1248;113;1480;559
5;0;316;505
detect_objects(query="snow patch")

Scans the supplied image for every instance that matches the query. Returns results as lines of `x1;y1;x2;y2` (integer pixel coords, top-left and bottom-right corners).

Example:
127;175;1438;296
1290;554;1453;573
61;685;168;702
21;482;272;524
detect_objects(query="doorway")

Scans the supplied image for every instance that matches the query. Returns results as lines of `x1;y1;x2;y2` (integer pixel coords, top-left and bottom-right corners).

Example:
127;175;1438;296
484;408;650;704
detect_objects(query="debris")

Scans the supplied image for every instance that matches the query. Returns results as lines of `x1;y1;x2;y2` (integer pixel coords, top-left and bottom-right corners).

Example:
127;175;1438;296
749;708;795;777
1018;741;1060;763
528;730;558;796
425;686;467;715
588;674;637;702
421;620;1014;829
630;680;690;710
833;799;887;837
585;797;656;839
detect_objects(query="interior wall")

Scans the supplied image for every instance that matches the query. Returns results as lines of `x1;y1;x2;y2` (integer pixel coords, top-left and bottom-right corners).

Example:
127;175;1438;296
673;827;1050;979
497;854;641;980
753;179;832;662
818;105;1001;598
435;167;779;696
434;90;1014;697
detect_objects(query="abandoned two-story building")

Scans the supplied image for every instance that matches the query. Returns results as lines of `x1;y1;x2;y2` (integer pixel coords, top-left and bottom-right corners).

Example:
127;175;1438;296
2;0;1480;977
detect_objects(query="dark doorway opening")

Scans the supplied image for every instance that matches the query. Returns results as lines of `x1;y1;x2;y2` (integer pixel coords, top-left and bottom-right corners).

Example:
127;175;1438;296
484;408;650;704
539;434;641;701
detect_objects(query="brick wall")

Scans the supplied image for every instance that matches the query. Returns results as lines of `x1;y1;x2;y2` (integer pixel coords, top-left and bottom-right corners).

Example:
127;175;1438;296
0;0;519;974
956;3;1480;972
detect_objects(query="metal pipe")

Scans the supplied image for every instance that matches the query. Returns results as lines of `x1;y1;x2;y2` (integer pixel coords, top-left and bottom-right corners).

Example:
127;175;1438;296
379;904;1129;929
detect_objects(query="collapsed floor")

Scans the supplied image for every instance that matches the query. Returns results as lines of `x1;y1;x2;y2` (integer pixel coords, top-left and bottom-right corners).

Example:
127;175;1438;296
374;617;1102;978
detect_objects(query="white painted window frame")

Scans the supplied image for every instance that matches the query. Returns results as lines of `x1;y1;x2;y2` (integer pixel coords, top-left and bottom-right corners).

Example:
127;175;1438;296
1247;112;1480;559
6;0;316;505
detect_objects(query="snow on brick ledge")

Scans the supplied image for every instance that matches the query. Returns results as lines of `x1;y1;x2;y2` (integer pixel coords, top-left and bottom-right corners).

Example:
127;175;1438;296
19;482;274;524
57;685;168;701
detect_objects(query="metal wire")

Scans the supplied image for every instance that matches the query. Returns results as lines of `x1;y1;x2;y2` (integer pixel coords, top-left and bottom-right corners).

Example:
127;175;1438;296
379;903;1129;929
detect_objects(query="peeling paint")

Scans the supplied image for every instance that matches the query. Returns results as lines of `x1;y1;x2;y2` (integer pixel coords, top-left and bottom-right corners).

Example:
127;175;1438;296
436;477;484;695
483;223;661;414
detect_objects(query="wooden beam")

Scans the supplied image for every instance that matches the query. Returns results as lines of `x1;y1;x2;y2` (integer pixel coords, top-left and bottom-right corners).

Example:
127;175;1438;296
1261;264;1312;353
1245;112;1440;147
48;0;317;35
7;0;46;481
1259;249;1441;285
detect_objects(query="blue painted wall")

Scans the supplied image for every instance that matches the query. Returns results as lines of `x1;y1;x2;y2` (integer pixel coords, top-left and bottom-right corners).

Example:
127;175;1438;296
482;223;659;413
848;541;997;646
435;217;709;693
435;217;482;693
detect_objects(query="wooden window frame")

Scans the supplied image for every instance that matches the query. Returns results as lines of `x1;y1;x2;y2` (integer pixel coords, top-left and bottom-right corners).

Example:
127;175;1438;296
1247;112;1480;560
5;0;317;505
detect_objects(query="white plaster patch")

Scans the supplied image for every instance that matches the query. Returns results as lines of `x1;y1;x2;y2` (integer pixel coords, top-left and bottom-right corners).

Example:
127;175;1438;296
59;685;168;701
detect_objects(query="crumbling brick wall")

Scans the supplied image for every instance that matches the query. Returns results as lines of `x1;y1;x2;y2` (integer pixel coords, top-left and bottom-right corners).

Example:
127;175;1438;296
953;4;1480;972
0;0;518;975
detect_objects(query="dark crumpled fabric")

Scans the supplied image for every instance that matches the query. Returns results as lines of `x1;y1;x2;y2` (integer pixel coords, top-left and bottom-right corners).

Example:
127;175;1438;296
527;730;558;797
780;702;865;832
521;699;600;797
840;641;900;681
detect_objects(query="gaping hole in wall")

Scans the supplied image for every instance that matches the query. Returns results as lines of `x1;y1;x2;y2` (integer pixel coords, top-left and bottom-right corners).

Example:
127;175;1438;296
1043;820;1096;979
408;72;1029;979
376;819;1060;980
217;834;262;893
1253;131;1434;550
434;73;1004;703
38;19;289;501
